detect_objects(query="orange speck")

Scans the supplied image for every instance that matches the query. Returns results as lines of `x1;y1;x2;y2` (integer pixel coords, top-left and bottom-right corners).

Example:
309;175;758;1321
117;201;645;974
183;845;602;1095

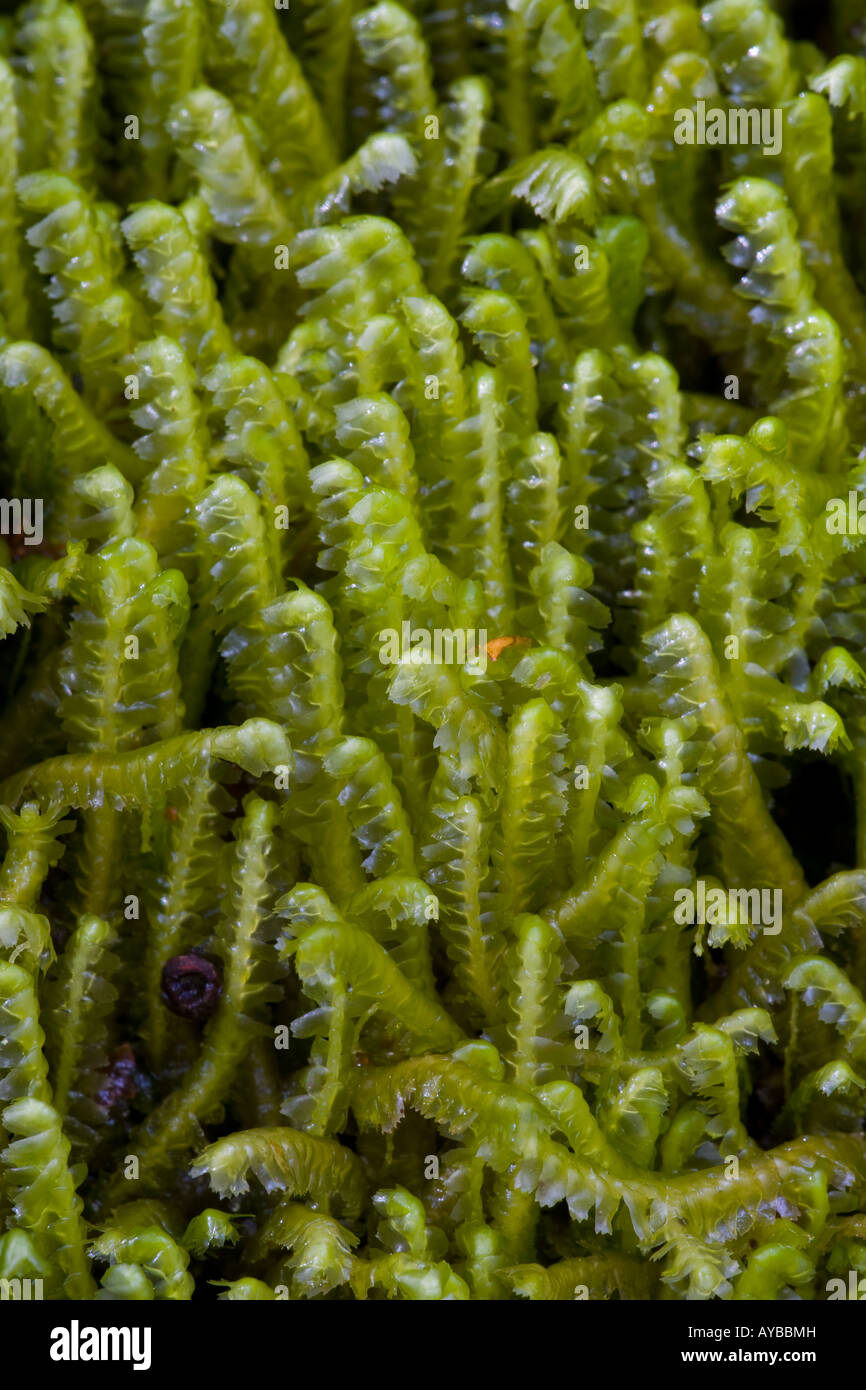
164;806;179;822
485;635;532;662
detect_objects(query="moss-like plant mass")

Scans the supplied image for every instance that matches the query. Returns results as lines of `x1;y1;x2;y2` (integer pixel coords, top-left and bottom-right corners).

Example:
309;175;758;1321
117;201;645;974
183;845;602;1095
2;0;866;1303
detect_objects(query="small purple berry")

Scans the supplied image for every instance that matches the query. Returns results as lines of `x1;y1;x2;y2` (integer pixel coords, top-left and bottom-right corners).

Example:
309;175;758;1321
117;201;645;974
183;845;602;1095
161;950;223;1021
